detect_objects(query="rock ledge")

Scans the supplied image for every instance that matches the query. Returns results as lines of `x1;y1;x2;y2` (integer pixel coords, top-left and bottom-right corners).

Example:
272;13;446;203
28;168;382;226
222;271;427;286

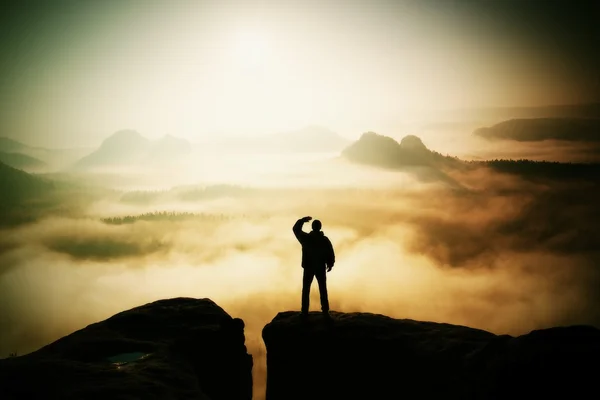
262;311;600;400
0;297;253;400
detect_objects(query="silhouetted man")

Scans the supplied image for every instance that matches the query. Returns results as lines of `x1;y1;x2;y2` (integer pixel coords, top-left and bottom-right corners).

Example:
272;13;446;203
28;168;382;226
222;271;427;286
293;216;335;317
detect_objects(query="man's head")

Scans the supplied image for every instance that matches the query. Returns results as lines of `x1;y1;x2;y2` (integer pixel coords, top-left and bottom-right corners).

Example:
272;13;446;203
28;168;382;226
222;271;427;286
311;219;322;231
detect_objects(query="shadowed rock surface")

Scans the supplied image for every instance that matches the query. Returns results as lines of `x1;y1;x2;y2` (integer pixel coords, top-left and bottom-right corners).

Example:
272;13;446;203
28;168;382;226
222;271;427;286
262;311;600;400
0;298;252;400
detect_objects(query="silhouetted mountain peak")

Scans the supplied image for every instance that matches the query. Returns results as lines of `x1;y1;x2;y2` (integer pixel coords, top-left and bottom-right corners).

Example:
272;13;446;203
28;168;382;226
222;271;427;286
351;132;432;154
400;134;428;151
353;132;401;150
99;130;149;150
72;130;192;170
361;131;395;140
342;132;458;178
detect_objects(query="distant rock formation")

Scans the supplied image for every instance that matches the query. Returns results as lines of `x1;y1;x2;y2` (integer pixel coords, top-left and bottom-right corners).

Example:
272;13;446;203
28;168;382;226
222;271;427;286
399;134;429;152
0;298;253;400
72;130;192;170
340;132;463;187
72;130;150;169
474;118;600;142
342;132;456;169
262;311;600;400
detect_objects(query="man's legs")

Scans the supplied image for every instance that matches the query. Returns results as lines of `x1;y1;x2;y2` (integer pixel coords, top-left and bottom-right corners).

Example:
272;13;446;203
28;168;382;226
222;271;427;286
301;268;314;314
315;270;329;313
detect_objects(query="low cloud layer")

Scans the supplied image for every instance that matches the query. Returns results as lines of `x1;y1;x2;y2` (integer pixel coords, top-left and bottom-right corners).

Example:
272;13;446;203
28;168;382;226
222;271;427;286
1;162;599;399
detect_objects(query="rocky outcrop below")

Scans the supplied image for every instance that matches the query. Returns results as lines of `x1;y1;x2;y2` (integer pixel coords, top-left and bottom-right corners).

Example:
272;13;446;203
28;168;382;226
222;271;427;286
0;298;252;400
262;311;600;400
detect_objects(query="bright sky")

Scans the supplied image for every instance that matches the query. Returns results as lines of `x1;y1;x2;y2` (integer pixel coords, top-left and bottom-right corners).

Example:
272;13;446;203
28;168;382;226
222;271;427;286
1;0;598;147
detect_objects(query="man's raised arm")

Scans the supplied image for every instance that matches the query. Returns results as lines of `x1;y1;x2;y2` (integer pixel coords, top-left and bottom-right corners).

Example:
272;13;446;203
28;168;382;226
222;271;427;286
293;216;311;243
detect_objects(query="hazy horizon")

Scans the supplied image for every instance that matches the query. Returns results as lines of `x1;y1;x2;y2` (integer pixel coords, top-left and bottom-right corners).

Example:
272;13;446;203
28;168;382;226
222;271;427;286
2;0;599;147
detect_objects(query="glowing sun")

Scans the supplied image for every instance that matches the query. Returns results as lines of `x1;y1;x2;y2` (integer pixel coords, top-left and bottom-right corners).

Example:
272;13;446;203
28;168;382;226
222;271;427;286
232;31;270;69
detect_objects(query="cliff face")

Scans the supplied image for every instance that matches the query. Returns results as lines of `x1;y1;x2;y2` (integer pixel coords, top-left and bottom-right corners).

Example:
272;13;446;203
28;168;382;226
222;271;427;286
262;311;600;400
0;298;253;400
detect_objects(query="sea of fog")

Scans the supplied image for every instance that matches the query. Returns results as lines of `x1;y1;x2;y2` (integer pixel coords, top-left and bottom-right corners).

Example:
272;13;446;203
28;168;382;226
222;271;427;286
1;149;599;400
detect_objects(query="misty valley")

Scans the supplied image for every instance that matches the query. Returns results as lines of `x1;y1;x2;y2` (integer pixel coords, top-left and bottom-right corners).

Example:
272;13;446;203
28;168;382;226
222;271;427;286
1;118;600;399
